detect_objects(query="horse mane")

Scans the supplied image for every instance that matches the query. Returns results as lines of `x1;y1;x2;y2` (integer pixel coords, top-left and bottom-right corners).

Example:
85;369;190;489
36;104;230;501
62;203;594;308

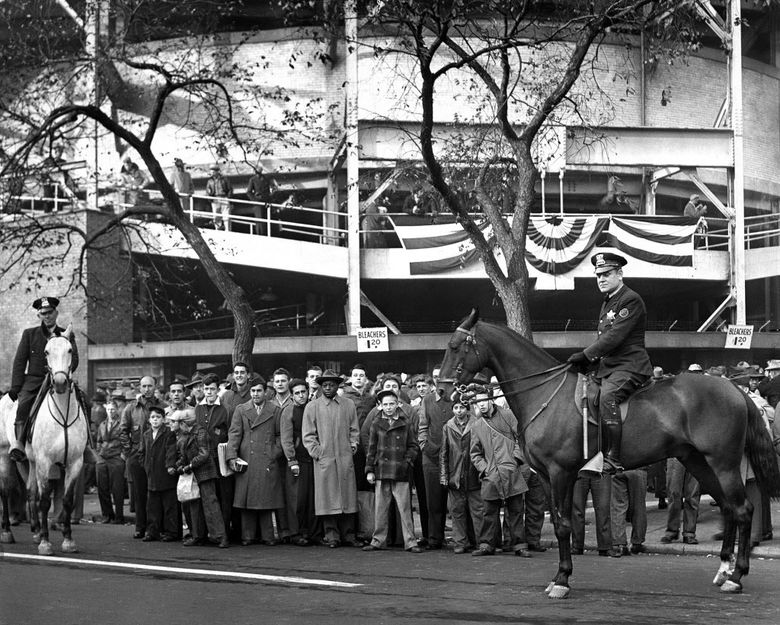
476;318;560;370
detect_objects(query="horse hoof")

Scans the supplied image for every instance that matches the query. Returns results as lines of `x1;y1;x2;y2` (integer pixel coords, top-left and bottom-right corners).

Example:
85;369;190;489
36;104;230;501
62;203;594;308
0;531;15;544
61;539;78;554
38;540;54;556
547;584;570;599
720;580;743;594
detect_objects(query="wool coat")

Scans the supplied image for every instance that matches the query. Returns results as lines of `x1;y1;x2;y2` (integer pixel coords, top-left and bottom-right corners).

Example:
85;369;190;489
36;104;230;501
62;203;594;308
365;410;418;481
470;406;528;501
226;399;285;510
137;426;178;491
440;415;481;491
176;425;219;483
302;394;359;516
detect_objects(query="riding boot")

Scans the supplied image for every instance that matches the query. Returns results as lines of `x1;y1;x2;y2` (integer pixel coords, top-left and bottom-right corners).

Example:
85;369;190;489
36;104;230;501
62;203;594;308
9;419;30;463
74;383;100;464
603;419;623;474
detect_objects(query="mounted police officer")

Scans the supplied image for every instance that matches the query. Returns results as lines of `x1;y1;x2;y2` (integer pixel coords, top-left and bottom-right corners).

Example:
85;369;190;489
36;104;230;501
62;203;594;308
567;253;652;474
9;297;80;462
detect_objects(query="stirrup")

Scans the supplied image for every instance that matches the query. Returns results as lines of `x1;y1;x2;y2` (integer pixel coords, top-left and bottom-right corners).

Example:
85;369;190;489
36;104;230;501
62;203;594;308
602;456;624;475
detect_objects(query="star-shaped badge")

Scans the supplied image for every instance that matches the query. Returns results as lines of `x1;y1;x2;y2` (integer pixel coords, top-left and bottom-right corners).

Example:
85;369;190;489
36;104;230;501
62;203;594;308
605;309;616;321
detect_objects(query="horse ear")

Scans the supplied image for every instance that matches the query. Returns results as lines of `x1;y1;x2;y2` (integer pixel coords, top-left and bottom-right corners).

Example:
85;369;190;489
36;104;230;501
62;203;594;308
63;324;73;339
460;308;479;329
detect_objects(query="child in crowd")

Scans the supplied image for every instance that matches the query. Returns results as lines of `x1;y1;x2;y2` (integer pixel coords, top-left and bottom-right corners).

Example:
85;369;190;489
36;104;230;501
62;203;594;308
363;389;422;553
137;405;178;541
440;394;484;553
174;408;228;548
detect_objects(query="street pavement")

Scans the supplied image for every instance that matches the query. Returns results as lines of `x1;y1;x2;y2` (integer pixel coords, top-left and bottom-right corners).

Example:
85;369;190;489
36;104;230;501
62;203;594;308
60;489;780;559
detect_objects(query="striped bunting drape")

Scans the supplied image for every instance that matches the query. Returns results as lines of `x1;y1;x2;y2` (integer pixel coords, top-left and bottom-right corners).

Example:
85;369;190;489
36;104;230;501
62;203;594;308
395;215;698;275
526;216;610;274
603;216;699;267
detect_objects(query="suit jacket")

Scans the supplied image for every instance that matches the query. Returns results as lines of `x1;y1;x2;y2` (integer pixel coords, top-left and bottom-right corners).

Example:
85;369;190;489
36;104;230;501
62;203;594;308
96;416;124;461
583;283;653;378
195;400;230;461
11;323;79;394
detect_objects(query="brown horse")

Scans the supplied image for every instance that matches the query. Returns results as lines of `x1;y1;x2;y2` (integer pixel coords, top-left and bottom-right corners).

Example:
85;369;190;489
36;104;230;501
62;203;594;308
439;309;780;598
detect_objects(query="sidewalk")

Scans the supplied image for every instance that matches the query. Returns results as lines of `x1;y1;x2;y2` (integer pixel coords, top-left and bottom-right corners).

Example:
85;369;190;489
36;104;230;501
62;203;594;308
70;490;780;558
537;491;780;559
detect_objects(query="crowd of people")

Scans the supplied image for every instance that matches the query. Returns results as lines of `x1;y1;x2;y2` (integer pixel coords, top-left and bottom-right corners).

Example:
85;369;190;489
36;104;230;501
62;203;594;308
75;364;553;554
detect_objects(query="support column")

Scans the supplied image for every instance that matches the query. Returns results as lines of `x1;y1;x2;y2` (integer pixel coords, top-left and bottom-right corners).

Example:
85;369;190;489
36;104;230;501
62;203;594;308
730;0;746;324
344;0;361;335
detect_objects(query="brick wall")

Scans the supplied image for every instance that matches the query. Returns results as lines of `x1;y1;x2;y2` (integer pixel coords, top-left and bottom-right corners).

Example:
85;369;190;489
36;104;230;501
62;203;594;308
0;211;133;392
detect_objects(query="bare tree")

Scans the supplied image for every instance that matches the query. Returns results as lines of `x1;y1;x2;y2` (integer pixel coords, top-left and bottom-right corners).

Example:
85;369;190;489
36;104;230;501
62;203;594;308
0;0;335;363
299;0;735;338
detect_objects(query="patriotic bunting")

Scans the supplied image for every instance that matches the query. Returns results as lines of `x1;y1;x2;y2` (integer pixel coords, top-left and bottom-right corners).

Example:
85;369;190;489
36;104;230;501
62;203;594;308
393;215;698;276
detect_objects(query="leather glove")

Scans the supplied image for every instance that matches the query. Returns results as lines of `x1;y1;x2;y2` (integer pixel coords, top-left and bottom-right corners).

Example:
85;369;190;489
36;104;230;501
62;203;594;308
7;390;18;402
566;352;589;365
183;464;192;474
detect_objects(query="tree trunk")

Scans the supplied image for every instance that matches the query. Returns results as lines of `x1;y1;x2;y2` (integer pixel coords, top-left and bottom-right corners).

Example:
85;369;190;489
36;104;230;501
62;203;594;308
146;157;256;366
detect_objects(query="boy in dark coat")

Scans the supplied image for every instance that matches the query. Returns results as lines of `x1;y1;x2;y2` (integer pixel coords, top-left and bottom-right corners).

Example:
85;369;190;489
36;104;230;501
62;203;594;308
175;408;228;548
137;405;178;541
363;390;422;553
440;395;483;553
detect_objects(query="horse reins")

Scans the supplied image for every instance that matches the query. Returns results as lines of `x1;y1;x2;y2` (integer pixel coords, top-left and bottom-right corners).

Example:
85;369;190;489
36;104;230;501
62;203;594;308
449;326;575;432
45;366;82;467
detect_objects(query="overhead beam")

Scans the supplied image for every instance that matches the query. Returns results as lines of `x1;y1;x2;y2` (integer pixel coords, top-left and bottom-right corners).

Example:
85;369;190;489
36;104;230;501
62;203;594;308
566;127;733;168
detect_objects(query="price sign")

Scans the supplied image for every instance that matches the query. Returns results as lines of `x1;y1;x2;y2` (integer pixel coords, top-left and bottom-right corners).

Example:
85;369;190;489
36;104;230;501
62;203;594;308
724;325;754;350
357;327;389;353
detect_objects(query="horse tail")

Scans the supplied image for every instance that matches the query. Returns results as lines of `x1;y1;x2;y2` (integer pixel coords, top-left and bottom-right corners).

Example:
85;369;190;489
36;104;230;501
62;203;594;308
743;393;780;499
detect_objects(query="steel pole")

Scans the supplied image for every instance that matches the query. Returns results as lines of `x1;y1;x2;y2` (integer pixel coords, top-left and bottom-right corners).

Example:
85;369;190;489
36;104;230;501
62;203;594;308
731;0;746;324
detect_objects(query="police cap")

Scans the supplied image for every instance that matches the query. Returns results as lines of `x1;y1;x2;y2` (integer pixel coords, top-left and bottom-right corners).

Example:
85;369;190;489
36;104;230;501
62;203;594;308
33;297;60;311
591;253;627;275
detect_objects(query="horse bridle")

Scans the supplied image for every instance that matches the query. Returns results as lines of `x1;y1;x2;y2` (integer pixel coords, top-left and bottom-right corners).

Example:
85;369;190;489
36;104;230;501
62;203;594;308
444;323;574;430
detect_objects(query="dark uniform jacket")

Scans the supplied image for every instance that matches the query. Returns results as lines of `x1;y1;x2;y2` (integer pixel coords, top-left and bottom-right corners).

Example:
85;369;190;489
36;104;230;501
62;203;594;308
583;284;653;379
11;323;79;394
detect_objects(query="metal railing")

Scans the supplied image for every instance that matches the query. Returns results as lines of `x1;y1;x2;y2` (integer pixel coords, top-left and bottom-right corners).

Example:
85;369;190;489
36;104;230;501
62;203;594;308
139;303;308;342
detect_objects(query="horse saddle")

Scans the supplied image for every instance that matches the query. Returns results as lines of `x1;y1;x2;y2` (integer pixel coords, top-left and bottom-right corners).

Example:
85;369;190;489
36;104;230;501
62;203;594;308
573;373;655;426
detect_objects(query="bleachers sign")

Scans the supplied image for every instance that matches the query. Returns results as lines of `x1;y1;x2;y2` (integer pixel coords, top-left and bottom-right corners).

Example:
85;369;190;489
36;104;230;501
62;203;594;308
724;325;754;349
357;327;389;353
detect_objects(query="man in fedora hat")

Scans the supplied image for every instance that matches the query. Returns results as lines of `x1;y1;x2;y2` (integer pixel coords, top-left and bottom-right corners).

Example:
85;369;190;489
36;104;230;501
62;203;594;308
567;253;652;474
9;297;81;462
302;369;362;548
759;359;780;409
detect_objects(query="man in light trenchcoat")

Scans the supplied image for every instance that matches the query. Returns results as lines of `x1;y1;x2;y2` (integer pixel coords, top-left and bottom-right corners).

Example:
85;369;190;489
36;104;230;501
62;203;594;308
302;369;362;548
226;374;285;545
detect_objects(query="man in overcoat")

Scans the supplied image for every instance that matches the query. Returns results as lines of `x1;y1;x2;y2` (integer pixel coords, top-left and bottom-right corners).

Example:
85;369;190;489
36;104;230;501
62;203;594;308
469;385;530;558
226;374;285;545
302;369;362;548
567;253;652;474
9;297;80;462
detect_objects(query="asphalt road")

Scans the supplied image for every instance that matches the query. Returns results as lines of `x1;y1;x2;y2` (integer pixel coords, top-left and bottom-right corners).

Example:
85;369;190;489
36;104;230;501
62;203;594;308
3;522;780;625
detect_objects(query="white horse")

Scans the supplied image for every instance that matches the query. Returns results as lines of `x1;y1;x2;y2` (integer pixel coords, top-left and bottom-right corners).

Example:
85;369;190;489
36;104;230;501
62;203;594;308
0;394;23;544
24;326;88;555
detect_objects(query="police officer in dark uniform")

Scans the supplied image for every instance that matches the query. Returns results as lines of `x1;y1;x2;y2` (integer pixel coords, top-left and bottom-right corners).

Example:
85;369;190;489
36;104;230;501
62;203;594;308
9;297;79;462
567;253;652;474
